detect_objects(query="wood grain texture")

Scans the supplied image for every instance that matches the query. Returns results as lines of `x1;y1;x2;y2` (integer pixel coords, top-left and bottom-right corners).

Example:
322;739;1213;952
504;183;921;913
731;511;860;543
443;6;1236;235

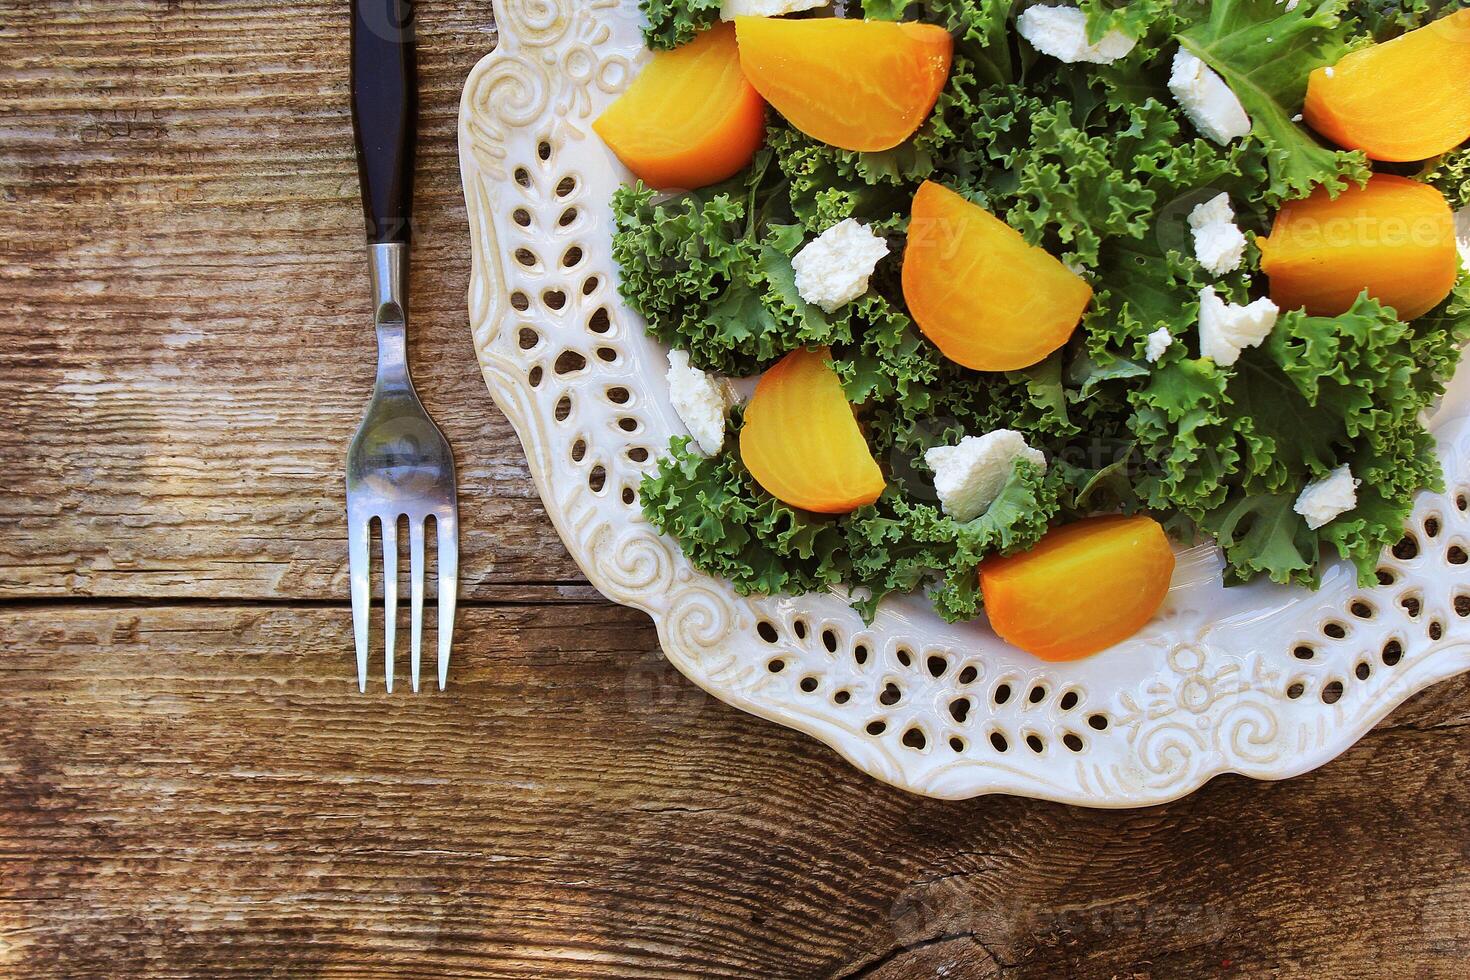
2;605;1469;979
5;2;1470;978
0;0;592;602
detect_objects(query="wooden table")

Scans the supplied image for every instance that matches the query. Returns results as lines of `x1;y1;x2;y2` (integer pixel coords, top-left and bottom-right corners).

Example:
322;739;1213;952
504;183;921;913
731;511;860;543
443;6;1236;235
4;3;1470;976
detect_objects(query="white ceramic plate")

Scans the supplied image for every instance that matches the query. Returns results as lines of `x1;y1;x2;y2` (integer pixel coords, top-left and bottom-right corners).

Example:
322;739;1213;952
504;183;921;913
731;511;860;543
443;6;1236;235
458;0;1470;804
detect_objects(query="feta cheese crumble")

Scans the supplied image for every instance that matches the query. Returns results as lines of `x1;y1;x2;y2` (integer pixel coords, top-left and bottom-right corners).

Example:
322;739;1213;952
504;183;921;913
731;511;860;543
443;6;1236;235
720;0;827;20
791;219;890;313
1017;5;1137;65
1198;287;1280;367
1294;465;1360;530
1145;327;1174;363
666;349;731;456
1187;193;1249;276
1168;49;1252;144
924;430;1047;523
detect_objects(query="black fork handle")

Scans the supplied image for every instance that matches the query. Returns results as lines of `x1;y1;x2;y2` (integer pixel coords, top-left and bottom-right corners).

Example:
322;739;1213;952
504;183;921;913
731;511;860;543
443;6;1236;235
350;0;417;245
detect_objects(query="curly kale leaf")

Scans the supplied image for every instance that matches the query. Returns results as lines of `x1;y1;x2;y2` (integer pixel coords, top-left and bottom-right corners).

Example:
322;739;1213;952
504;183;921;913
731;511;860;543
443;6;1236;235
639;0;722;51
1130;294;1450;586
1178;0;1371;202
641;435;1061;623
1340;0;1469;41
611;158;882;375
1420;150;1470;210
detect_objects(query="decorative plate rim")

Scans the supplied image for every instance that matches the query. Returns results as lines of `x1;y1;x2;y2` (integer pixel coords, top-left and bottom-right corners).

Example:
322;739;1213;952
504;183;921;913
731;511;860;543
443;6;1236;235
457;0;1470;805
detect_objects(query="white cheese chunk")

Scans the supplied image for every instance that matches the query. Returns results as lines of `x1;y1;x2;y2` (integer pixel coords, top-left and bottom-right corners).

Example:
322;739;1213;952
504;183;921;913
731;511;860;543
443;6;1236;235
1198;287;1279;367
924;430;1047;524
1294;465;1360;530
720;0;826;20
1169;49;1252;144
1188;193;1248;275
792;219;890;313
666;349;731;456
1017;5;1138;65
1145;327;1174;363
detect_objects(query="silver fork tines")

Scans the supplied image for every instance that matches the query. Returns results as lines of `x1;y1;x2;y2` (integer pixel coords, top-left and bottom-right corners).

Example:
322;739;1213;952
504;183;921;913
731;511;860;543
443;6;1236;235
347;242;459;692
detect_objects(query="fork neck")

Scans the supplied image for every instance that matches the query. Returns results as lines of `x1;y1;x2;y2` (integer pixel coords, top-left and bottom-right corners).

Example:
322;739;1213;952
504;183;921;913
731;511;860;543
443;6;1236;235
368;242;410;387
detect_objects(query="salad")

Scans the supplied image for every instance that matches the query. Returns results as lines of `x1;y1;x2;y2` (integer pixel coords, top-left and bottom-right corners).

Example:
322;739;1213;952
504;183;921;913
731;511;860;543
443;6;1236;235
591;0;1470;660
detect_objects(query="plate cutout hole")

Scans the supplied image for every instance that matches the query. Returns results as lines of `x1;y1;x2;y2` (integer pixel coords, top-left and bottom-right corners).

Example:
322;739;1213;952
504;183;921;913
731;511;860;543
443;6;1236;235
554;395;572;422
1088;714;1109;731
1320;680;1344;705
1293;645;1315;660
821;629;838;653
518;327;539;350
528;366;543;387
927;655;947;678
589;308;611;334
766;659;785;673
902;728;927;751
833;690;851;705
512;208;531;227
1429;620;1443;641
994;683;1012;705
1063;733;1084;752
879;683;902;707
554;350;586;376
866;720;887;736
854;644;869;665
562;246;583;268
1392;534;1419;560
1322;622;1346;640
756;621;778;644
958;665;978;685
1286;681;1305;700
949;737;965;753
1382;640;1403;666
896;647;912;668
1354;661;1370;681
949;698;970;723
1449;546;1468;566
607;386;630;404
799;676;818;694
1028;685;1046;704
556;175;577;197
587;465;606;493
990;731;1009;753
1026;734;1045;754
1059;690;1080;711
511;291;530;311
1350;601;1374;620
543;290;567;311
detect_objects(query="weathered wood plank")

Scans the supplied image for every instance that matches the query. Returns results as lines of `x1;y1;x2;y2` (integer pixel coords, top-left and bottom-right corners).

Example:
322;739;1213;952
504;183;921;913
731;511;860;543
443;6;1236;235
0;0;585;601
3;604;1468;978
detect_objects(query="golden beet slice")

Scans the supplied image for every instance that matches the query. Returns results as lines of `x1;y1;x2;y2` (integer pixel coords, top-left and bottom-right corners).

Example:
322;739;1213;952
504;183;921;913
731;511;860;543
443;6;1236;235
980;516;1175;662
739;347;885;515
1258;174;1458;321
593;23;766;190
902;181;1093;372
1304;9;1470;162
734;16;952;152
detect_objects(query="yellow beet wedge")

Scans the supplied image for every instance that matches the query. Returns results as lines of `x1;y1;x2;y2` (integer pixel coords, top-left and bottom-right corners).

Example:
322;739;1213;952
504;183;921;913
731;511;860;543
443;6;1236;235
1259;174;1459;321
980;516;1175;662
1304;9;1470;162
739;347;885;514
735;16;952;152
593;23;766;190
902;181;1093;372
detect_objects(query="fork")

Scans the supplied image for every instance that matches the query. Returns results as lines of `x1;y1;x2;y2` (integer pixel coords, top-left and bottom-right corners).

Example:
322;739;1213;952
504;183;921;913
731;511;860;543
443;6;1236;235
346;0;458;692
